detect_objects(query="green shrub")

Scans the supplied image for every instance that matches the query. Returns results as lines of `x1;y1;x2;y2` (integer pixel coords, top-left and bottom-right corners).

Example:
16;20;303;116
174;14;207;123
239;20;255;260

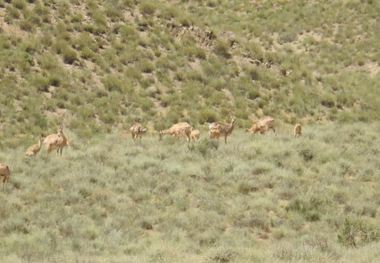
6;5;20;19
248;66;260;81
321;94;335;108
208;248;237;263
91;10;107;27
278;31;297;44
75;33;97;52
198;109;218;124
62;47;78;64
119;25;138;40
214;40;231;59
19;20;33;31
102;75;123;92
48;74;61;87
139;1;156;16
12;0;26;10
38;53;59;70
80;47;95;60
247;88;260;100
105;3;123;21
195;139;219;157
138;59;154;73
179;16;192;27
31;74;50;92
286;197;325;222
338;218;379;247
247;41;265;62
160;5;178;19
299;148;314;162
238;181;259;194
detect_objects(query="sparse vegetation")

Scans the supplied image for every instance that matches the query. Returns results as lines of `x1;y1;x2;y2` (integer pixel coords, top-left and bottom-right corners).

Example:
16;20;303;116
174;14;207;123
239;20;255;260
0;0;378;146
0;123;379;262
0;0;379;262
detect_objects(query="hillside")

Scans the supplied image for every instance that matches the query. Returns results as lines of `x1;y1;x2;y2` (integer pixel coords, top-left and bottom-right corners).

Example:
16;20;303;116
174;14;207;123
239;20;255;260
1;1;380;262
0;0;379;146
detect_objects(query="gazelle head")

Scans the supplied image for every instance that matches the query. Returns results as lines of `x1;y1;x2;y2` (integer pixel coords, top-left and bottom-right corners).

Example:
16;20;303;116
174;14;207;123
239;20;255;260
57;125;64;134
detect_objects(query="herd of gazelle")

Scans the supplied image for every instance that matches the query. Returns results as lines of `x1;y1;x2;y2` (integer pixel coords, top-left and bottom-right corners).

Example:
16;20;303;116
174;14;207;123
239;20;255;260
1;125;70;189
24;125;70;157
0;117;302;189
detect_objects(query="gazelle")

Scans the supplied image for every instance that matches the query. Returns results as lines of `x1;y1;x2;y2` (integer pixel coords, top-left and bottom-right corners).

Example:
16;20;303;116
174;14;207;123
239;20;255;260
0;163;11;190
208;118;236;143
247;116;275;135
294;123;302;137
25;135;44;157
159;122;192;142
43;125;70;155
130;123;147;140
190;129;200;141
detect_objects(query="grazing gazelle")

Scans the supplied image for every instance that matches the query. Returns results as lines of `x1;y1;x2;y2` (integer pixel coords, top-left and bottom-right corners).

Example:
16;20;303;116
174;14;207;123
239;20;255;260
25;135;44;157
190;129;200;141
159;122;192;142
247;116;275;135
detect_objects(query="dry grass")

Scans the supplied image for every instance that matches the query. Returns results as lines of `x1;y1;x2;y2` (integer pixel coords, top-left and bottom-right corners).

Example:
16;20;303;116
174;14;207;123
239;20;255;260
0;123;379;262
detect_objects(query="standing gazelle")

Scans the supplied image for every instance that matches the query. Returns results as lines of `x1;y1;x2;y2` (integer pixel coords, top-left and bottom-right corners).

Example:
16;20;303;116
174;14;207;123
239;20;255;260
43;125;70;155
0;163;11;190
293;123;302;137
208;118;236;143
130;123;147;140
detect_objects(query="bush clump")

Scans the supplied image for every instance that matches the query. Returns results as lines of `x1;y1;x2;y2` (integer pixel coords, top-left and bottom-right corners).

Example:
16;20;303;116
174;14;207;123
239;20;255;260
12;0;26;10
196;139;219;157
102;75;124;92
139;1;156;16
338;218;379;247
321;94;335;108
286;197;325;222
214;40;231;59
62;47;78;64
198;109;218;124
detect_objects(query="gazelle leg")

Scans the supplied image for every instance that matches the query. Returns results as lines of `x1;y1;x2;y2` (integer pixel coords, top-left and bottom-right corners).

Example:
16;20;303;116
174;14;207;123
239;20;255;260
47;146;52;156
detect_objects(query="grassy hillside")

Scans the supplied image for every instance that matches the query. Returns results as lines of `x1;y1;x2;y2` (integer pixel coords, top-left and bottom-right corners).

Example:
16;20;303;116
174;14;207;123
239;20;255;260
0;123;379;262
0;1;379;261
0;0;379;146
